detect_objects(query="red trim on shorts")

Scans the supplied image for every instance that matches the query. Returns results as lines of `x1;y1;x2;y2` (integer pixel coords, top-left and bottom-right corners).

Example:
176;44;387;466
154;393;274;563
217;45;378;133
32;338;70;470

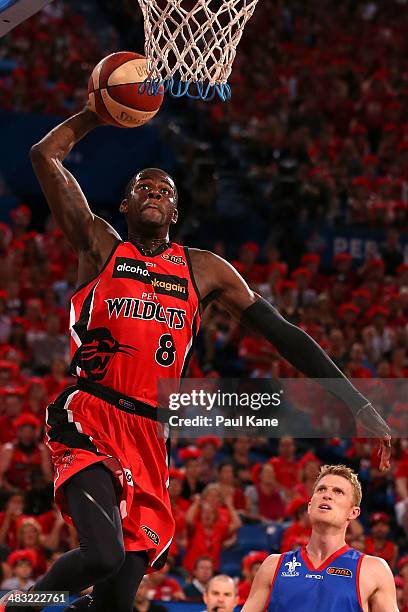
356;553;365;611
301;544;350;571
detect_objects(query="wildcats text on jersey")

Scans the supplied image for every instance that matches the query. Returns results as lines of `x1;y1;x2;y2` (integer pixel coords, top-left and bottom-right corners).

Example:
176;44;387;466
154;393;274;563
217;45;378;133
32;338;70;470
105;297;186;329
112;257;188;300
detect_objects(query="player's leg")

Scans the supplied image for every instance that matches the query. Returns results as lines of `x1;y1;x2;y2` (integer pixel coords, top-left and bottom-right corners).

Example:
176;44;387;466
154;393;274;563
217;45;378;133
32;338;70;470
34;462;125;594
92;551;148;612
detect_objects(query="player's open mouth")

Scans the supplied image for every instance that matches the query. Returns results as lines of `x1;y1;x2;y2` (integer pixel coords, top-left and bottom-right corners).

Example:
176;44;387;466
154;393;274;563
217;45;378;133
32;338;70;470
318;504;332;510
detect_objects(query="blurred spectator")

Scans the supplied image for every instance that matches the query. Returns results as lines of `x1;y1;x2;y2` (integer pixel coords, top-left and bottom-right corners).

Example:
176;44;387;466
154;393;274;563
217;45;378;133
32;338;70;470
395;575;406;612
29;314;68;374
237;551;269;605
183;499;241;573
326;328;348;370
43;356;71;401
37;504;75;553
281;498;311;552
147;562;185;602
0;387;24;443
168;469;188;559
294;451;321;499
345;343;375;378
238;331;276;377
245;463;286;522
15;518;47;578
230;438;254;486
6;317;30;364
24;378;48;419
1;549;36;591
0;491;26;550
398;556;408;611
380;229;404;276
0;291;11;343
231;243;264;286
395;459;408;537
197;437;222;484
364;512;398;571
203;575;238;612
0;414;52;492
200;484;233;526
133;576;167;612
183;556;214;603
179;448;206;501
52;262;78;309
268;437;300;496
216;461;247;513
347;533;366;553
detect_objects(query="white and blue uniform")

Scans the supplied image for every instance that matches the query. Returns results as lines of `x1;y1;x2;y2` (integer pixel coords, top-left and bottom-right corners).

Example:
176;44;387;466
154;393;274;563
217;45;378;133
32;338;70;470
268;545;364;611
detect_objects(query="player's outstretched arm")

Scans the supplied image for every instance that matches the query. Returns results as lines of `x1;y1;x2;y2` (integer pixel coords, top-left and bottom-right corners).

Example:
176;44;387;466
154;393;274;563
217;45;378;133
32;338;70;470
241;555;279;611
190;250;391;470
30;107;120;259
362;556;398;612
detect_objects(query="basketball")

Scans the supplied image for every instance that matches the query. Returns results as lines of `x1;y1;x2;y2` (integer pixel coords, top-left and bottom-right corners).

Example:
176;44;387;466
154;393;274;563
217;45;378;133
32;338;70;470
88;51;164;128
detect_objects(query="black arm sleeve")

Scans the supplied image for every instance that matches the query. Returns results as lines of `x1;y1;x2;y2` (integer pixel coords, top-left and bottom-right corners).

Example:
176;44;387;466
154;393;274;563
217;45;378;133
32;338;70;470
241;297;382;421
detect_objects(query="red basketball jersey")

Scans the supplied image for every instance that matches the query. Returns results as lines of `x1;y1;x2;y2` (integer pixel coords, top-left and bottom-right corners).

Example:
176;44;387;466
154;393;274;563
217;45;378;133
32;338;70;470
69;241;200;406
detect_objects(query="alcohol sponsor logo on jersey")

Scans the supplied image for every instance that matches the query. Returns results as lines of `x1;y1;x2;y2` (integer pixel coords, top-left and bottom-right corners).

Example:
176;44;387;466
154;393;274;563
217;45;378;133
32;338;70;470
281;557;301;577
113;257;151;281
105;298;186;329
150;274;188;300
113;257;188;300
161;253;186;266
326;567;352;577
141;525;160;545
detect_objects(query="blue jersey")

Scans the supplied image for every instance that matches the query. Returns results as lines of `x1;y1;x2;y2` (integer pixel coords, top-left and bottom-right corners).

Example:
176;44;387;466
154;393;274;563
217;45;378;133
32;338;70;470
268;545;364;612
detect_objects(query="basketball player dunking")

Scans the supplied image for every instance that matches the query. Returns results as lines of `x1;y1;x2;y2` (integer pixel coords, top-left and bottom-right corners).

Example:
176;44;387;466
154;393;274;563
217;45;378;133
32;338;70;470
21;107;391;611
242;465;398;612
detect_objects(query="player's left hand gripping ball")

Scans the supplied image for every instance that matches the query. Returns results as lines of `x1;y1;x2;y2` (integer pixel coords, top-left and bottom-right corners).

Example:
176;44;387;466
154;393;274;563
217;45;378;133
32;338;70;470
88;51;164;128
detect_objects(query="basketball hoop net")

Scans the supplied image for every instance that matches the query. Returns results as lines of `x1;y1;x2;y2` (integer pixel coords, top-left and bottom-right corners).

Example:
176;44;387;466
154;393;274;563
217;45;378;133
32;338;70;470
137;0;259;101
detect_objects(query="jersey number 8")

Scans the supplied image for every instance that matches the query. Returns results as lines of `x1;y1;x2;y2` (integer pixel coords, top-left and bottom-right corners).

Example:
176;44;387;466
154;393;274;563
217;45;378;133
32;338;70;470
155;334;176;367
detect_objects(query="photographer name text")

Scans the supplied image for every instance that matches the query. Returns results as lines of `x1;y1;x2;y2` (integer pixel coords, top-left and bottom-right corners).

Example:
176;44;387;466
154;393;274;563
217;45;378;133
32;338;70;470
168;415;279;427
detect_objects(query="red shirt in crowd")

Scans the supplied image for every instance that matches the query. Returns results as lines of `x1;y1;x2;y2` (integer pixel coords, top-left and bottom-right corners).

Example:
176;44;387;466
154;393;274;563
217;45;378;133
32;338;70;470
3;442;43;490
238;580;251;605
268;456;300;489
364;537;396;566
0;415;16;443
149;577;184;601
281;522;312;552
183;520;229;573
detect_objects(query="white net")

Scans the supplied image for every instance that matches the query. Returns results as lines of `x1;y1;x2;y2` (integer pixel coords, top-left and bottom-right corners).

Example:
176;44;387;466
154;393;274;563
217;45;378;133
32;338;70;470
137;0;259;100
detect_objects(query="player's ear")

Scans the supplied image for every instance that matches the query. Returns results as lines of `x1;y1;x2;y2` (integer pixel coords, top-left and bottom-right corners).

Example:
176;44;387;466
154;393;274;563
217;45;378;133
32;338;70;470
171;208;178;224
120;199;128;214
349;506;361;521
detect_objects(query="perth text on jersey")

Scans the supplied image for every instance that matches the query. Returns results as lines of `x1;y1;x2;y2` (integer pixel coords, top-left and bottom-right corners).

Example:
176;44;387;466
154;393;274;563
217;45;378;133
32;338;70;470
113;257;189;300
105;297;186;329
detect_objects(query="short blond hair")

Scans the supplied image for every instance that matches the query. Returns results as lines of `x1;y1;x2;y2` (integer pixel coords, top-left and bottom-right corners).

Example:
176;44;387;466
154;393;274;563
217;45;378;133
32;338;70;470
313;464;362;506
